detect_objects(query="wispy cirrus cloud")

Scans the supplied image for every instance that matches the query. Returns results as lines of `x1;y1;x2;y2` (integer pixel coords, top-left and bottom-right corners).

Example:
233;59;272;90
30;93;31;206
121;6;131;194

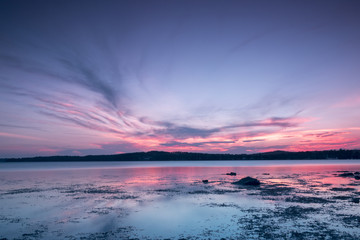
160;140;235;147
57;57;121;109
154;125;220;139
0;132;43;141
242;139;265;143
154;116;305;139
0;123;40;130
304;131;346;138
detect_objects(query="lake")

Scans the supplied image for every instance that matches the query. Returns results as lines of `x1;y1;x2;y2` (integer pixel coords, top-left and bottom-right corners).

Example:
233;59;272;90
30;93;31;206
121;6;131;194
1;160;360;239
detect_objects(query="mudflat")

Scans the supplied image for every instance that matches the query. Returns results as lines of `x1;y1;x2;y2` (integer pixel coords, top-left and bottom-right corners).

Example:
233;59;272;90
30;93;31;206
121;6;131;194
1;161;360;239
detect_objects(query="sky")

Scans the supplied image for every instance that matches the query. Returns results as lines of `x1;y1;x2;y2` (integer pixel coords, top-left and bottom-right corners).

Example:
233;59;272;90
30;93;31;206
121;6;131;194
1;0;360;158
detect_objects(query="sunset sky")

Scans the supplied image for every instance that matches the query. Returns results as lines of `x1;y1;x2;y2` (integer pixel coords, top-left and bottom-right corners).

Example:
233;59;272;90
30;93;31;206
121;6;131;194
1;0;360;157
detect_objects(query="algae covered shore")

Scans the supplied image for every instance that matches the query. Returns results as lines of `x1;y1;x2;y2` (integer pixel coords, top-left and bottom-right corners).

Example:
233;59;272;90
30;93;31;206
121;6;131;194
1;161;360;239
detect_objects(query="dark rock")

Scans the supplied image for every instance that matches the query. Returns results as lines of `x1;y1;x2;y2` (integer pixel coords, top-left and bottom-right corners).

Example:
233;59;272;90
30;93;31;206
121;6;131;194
226;172;237;176
260;186;294;196
263;173;270;175
277;206;319;218
188;190;209;194
355;172;360;174
202;180;209;184
330;187;355;192
338;172;354;177
342;215;360;226
351;198;360;203
232;176;260;186
355;176;360;180
285;196;333;204
332;196;352;200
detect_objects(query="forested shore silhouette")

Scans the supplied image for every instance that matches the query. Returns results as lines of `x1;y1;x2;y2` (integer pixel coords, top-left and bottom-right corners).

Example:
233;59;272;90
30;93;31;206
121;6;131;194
2;149;360;162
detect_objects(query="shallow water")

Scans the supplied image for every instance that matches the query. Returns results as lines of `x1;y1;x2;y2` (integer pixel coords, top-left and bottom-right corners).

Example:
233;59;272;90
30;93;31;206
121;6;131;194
1;160;360;239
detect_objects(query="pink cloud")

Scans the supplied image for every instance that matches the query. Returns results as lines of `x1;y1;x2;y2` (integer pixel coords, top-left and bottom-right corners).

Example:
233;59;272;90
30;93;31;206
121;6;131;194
0;132;43;141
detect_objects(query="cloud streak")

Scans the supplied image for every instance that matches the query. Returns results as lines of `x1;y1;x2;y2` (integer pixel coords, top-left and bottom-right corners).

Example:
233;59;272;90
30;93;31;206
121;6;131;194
161;140;235;147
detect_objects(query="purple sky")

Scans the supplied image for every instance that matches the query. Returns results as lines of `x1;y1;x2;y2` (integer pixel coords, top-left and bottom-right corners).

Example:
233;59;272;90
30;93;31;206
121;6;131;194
1;0;360;157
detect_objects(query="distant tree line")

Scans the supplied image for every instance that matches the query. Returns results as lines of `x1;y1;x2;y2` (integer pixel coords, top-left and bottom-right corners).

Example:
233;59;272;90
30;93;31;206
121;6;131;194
2;149;360;162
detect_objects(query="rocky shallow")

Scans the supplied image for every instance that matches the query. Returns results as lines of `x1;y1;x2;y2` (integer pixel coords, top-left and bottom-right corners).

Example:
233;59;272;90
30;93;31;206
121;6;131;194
1;165;360;239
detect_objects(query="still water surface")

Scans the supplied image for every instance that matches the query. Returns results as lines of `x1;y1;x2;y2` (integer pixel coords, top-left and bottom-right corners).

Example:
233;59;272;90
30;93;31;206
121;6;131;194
1;160;360;239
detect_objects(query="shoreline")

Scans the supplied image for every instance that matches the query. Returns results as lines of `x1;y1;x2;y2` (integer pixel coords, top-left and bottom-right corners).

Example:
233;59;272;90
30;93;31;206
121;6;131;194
2;149;360;162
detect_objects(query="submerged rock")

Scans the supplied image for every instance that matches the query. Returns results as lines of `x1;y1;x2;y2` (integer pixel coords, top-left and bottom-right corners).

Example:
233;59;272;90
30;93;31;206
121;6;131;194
338;172;354;177
285;196;333;204
202;180;209;184
337;172;360;180
232;176;260;186
226;172;237;176
330;187;355;192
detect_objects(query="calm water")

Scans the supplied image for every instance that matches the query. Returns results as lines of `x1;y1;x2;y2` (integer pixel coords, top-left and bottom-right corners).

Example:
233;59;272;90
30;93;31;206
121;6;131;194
1;160;360;239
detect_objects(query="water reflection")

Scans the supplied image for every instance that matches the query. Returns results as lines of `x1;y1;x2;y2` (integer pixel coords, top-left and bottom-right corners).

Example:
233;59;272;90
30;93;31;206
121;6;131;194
0;162;360;239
